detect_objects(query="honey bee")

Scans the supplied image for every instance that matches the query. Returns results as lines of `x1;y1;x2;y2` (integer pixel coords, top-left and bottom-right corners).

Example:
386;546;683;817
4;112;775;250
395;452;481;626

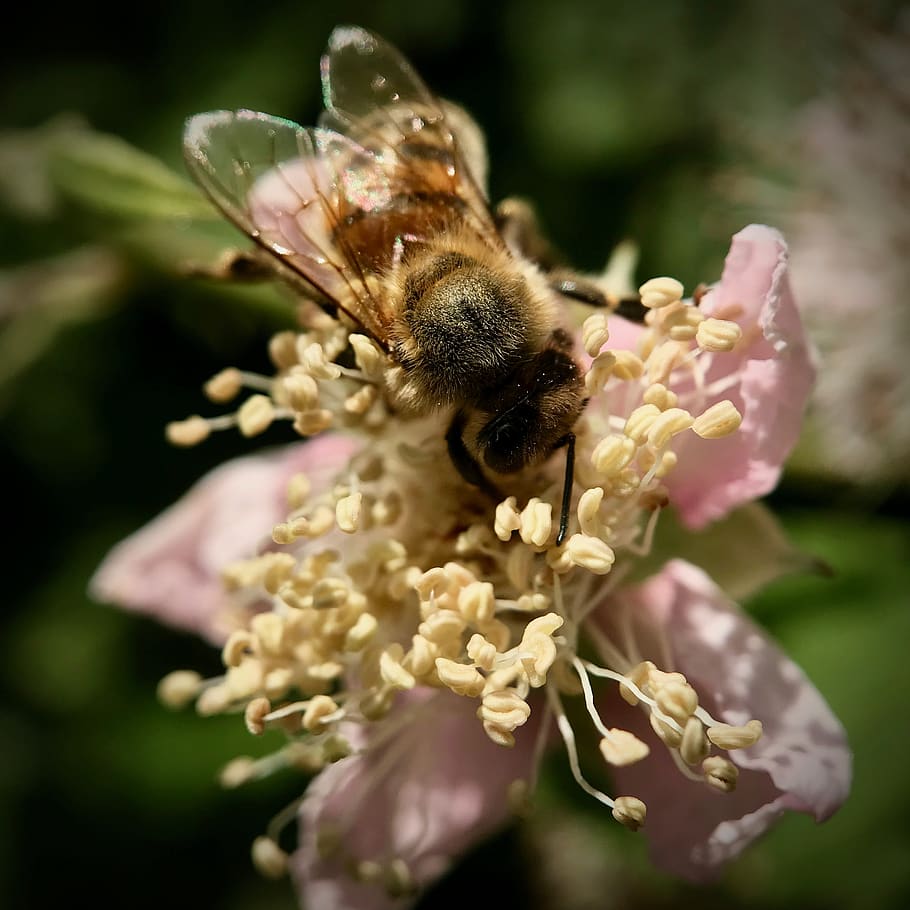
184;25;636;544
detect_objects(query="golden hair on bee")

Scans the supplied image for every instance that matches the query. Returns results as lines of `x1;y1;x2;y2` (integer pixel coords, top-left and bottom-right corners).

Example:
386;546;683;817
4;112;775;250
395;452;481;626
384;225;560;413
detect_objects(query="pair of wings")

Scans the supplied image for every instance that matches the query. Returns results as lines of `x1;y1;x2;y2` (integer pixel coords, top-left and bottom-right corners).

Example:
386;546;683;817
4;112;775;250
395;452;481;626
183;25;501;346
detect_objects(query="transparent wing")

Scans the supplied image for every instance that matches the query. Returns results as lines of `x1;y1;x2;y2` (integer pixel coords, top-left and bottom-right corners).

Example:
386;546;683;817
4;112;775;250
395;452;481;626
183;109;395;342
320;25;498;242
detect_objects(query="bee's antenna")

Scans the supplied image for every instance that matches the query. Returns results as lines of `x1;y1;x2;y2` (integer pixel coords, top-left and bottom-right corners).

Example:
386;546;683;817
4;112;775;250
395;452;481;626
556;433;576;547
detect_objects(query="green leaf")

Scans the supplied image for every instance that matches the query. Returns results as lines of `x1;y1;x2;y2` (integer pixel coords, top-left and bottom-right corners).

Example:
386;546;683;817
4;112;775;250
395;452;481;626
630;502;827;601
0;246;129;401
49;128;217;221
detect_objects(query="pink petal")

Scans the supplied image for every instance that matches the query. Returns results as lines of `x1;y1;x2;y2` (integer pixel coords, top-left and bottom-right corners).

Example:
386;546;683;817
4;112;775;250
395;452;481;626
90;435;358;643
666;225;816;528
293;688;542;910
600;560;850;880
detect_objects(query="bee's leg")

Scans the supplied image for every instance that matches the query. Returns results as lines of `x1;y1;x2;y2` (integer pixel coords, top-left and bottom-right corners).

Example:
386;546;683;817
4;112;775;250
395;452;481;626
182;248;275;282
549;271;649;324
555;432;576;546
446;412;504;502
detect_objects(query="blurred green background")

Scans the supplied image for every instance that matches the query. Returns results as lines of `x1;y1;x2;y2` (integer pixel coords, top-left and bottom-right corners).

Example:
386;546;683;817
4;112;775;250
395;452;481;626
2;1;908;908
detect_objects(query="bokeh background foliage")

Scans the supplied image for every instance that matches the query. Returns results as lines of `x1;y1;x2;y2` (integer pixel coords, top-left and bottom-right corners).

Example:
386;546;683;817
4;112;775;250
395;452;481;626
1;1;907;908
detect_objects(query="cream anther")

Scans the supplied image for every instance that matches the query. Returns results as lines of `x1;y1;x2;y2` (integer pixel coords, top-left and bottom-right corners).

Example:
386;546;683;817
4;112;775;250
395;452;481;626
642;383;678;410
165;415;211;447
680;716;710;765
623;404;662;444
647;340;684;386
662;304;705;342
414;567;448;600
584;350;616;394
523;613;564;639
582;313;610;356
344;384;378;415
697;317;743;352
349;333;387;380
302;695;339;732
271;521;298;545
515;592;550;612
517;613;564;686
222;630;253;667
650;712;683;748
655;680;698;724
251;612;286;655
481;619;512;654
619;661;655;706
504;545;533;592
458;581;495;625
562;534;615;575
293;408;333;436
660;449;679;474
238;395;276;437
311;577;349;609
639;276;683;309
646;407;694;450
307;505;336;537
268;330;299;369
263;667;294;698
196;684;231;716
379;645;416;690
611;350;644;380
599;729;650;766
418;610;465;645
444;561;477;589
251;836;288;879
494;496;522;541
335;491;363;533
219;756;256;788
435;658;486;696
406;634;437;676
577;487;605;537
466;633;498;671
157;670;203;708
692;400;743;438
612;795;647;831
262;554;297;594
519;497;553;547
703;755;739;792
245;697;271;735
344;612;378;651
707;719;763;750
591;434;636;476
299;341;342;380
479;689;532;731
284;474;311;510
204;367;244;402
282;371;320;411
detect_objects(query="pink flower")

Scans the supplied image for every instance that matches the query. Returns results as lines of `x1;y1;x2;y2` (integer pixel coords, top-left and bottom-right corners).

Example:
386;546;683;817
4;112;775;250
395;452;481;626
92;225;849;907
599;225;816;529
597;560;849;880
90;434;358;643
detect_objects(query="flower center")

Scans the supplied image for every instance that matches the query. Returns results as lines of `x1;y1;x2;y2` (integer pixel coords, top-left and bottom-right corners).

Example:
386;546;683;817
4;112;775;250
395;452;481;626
160;275;761;879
